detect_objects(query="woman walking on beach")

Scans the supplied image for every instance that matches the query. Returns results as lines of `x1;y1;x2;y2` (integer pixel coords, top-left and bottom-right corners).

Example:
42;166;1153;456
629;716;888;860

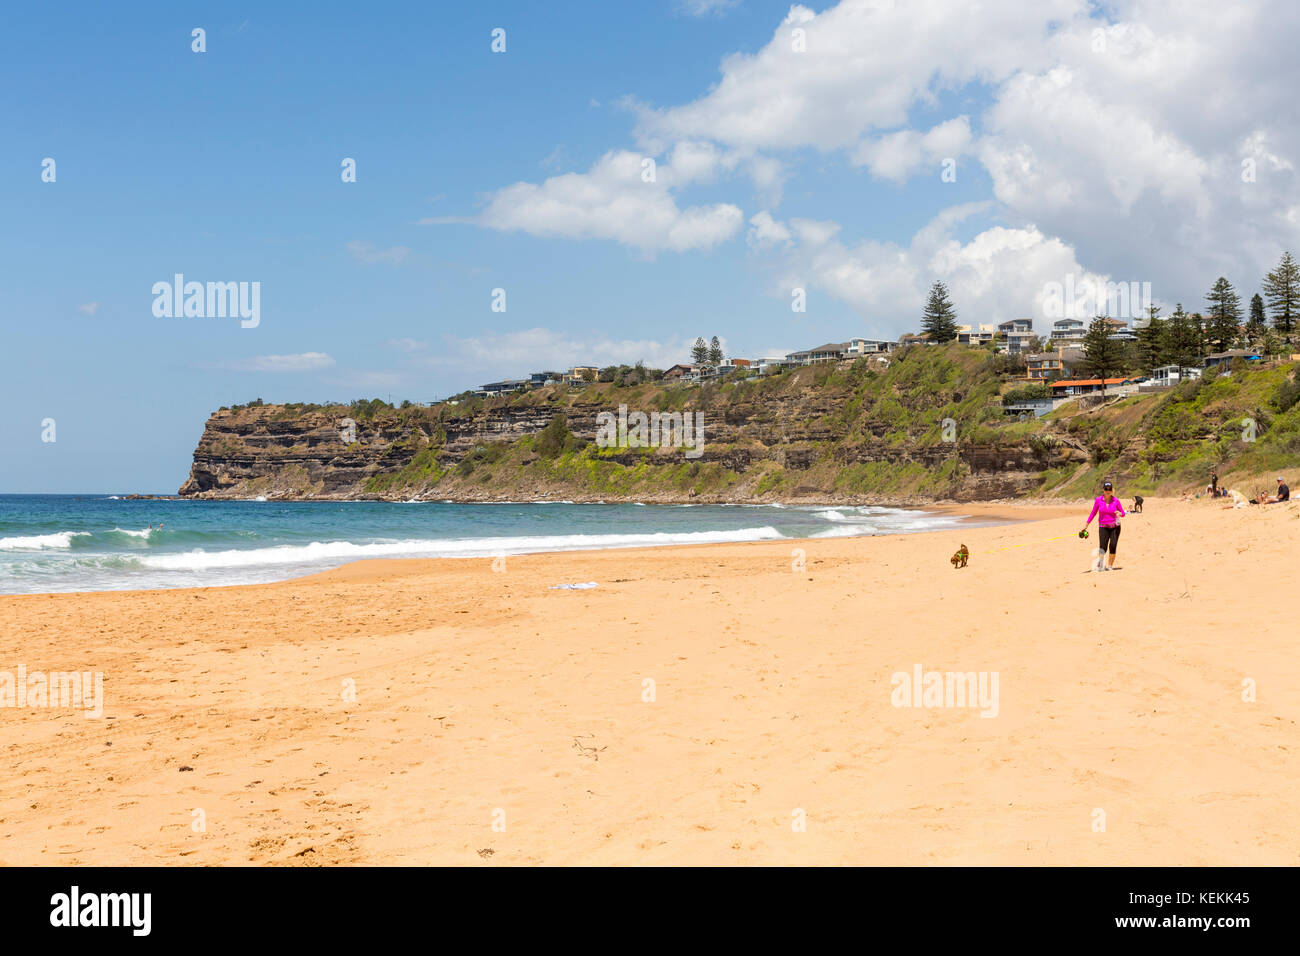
1082;481;1126;571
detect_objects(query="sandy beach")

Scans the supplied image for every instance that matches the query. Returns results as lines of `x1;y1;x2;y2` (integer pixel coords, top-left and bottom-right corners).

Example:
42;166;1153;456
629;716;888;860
1;498;1297;866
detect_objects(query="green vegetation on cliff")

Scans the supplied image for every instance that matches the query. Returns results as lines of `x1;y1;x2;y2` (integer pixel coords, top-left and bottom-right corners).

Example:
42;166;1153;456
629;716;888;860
183;344;1300;502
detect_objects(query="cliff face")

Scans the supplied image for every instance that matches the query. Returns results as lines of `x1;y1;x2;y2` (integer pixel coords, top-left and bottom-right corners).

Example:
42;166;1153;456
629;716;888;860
178;355;1091;503
179;401;1084;502
178;348;1298;503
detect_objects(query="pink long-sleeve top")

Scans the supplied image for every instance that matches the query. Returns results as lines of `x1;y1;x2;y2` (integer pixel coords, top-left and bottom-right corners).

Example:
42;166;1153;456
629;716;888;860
1086;495;1126;527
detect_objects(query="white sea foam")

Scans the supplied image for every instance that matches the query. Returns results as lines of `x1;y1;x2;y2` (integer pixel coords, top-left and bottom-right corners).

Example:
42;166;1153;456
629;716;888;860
110;527;153;538
810;525;875;538
0;532;92;550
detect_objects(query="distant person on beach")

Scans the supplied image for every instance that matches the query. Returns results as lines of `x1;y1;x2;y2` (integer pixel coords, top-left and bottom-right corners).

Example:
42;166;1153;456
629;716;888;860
1208;471;1218;496
1082;481;1127;571
1264;477;1290;504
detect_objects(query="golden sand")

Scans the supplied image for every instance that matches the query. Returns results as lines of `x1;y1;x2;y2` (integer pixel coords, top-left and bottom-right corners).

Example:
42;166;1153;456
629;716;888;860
1;498;1296;865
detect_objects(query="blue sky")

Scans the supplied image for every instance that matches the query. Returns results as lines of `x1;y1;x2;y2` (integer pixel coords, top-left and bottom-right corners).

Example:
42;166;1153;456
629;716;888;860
3;0;1295;491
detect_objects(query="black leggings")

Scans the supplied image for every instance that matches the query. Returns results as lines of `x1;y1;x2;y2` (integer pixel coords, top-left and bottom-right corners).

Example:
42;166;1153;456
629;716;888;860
1098;525;1121;555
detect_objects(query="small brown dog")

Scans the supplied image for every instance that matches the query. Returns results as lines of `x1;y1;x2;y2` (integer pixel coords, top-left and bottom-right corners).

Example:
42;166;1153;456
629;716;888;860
950;544;969;568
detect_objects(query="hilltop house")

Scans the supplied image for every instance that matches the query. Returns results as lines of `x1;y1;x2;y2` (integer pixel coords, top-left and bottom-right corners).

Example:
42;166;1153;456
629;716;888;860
718;358;752;372
1049;318;1087;345
997;319;1035;354
845;338;893;355
563;366;598;387
528;371;562;388
1102;317;1136;342
956;323;996;346
1025;346;1083;381
476;378;529;398
1203;349;1261;369
755;356;791;374
662;363;696;382
1151;364;1202;387
1049;376;1130;397
808;343;848;364
898;332;932;347
1025;353;1062;381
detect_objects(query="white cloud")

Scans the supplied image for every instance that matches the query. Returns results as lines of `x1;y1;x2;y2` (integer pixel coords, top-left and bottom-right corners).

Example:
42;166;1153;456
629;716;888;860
230;352;336;372
751;205;1113;337
634;0;1079;154
634;0;1300;298
433;327;701;373
746;210;792;249
77;302;100;316
346;241;411;265
451;149;744;254
853;116;972;183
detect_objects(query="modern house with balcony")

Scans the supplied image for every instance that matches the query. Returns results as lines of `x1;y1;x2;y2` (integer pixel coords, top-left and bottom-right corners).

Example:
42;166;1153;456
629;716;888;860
997;319;1035;354
844;337;893;355
1049;318;1087;345
807;342;848;364
956;323;996;346
1151;364;1202;387
1203;349;1261;368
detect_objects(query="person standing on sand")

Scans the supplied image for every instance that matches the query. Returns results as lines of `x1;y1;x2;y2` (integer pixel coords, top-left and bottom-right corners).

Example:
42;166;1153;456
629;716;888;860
1082;480;1127;571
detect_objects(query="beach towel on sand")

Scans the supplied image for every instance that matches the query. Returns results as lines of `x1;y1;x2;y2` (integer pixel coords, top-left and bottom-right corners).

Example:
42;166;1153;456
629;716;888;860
549;582;599;590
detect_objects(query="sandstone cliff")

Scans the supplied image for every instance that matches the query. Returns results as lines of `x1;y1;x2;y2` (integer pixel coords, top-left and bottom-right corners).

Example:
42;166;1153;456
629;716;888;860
178;345;1299;503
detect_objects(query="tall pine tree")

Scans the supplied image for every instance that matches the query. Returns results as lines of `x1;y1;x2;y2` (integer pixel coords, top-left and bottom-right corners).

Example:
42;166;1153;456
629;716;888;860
1082;316;1124;395
1204;277;1242;352
708;336;723;366
691;337;708;365
1247;292;1267;342
920;280;959;343
1263;251;1299;334
1135;304;1166;374
1164;304;1201;377
1188;312;1207;357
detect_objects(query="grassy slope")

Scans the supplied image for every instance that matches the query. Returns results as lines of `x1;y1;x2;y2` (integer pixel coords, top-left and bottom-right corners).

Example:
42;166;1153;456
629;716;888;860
219;346;1300;501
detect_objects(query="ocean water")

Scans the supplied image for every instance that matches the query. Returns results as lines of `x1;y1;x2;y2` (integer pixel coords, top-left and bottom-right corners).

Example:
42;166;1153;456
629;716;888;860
0;494;973;594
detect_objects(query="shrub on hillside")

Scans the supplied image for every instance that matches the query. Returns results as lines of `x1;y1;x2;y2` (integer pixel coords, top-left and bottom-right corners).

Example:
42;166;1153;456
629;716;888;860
535;413;582;458
1001;383;1051;405
1273;376;1300;413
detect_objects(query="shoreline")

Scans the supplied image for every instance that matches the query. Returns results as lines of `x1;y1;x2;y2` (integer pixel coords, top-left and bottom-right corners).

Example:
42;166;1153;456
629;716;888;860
4;497;1297;865
1;500;1076;599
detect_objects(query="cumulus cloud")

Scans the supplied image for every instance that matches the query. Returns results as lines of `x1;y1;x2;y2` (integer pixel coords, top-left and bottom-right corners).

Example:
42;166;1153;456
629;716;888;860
639;0;1299;298
633;0;1077;154
430;148;744;254
449;0;1300;296
77;302;100;316
746;210;792;249
853;116;972;183
750;204;1113;337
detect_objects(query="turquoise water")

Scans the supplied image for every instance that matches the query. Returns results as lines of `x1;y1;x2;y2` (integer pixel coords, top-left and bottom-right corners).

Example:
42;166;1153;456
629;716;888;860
0;494;973;594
